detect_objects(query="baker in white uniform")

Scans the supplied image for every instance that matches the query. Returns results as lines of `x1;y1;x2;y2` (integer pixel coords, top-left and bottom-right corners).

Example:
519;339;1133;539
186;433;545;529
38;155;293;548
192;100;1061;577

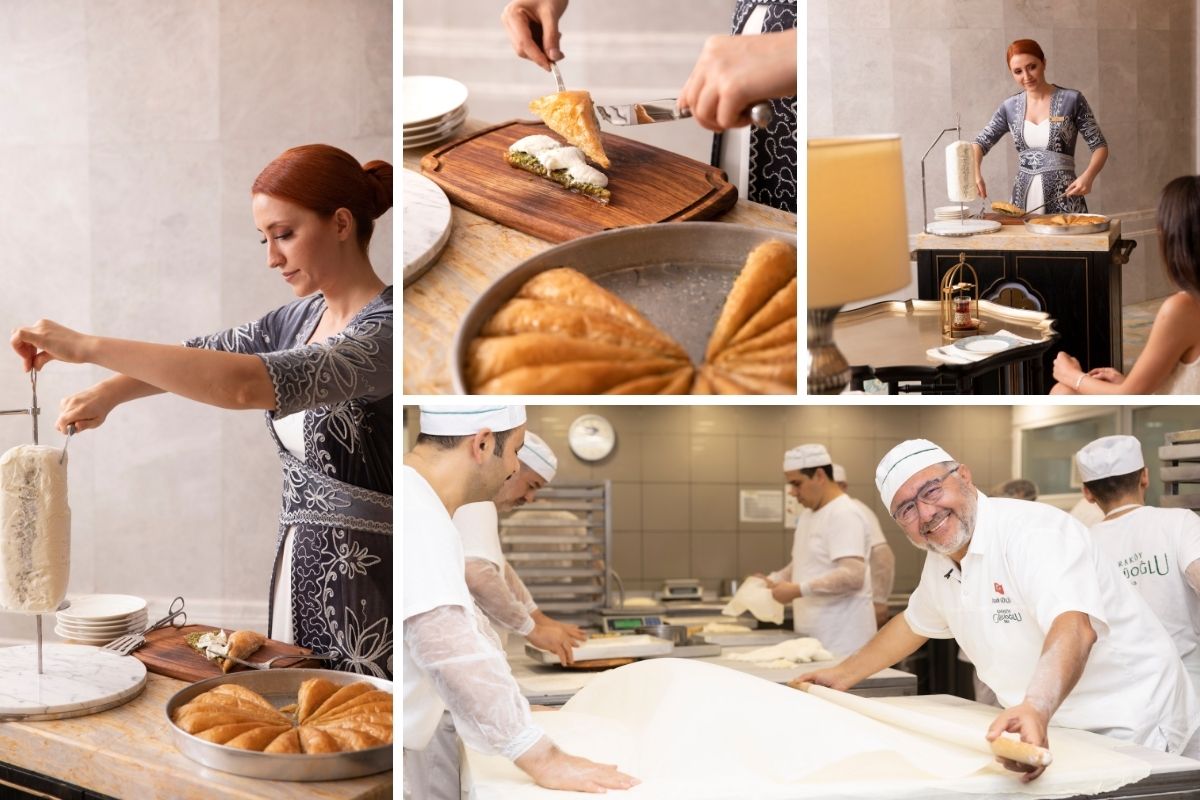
454;432;587;665
1077;435;1200;697
404;405;638;798
764;445;876;658
794;438;1200;782
832;463;896;628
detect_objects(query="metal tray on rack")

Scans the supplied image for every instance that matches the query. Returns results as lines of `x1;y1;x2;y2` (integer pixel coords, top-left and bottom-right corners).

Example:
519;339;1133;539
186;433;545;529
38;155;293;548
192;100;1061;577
165;668;392;781
526;634;673;665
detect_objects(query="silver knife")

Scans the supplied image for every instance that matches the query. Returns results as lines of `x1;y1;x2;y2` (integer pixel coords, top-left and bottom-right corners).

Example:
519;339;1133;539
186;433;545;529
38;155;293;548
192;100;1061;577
594;99;774;128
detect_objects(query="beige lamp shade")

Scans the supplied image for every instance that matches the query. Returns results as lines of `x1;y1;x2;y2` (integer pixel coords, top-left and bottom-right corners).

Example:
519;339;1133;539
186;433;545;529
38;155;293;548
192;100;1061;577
808;136;911;308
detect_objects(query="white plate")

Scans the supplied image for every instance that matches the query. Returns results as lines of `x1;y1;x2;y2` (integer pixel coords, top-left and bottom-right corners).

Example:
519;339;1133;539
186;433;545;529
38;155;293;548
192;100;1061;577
57;594;147;622
54;626;121;643
56;615;146;632
933;205;969;217
403;169;453;287
404;75;470;126
926;219;1002;237
55;616;145;635
404;104;468;135
954;335;1011;354
403;121;467;150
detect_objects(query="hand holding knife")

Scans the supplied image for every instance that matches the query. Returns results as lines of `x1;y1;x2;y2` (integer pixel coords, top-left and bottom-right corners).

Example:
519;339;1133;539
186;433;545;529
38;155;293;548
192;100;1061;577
594;99;773;128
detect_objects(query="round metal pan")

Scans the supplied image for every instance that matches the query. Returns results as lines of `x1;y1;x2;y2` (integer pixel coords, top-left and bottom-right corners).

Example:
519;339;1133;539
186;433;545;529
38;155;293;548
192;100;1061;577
450;222;798;394
165;668;391;781
1024;214;1110;235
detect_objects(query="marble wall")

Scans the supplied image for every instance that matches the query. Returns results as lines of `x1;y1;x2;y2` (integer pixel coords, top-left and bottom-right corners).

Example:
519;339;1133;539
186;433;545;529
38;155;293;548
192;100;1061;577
809;0;1198;304
403;405;1014;596
403;0;732;165
0;0;392;644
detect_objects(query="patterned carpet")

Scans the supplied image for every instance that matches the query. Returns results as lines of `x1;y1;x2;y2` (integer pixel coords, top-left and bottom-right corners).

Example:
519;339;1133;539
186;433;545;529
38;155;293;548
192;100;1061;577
1123;297;1166;373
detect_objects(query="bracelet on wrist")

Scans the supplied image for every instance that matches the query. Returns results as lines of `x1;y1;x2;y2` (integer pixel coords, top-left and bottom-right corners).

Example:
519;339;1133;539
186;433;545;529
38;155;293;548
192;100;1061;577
1074;373;1085;390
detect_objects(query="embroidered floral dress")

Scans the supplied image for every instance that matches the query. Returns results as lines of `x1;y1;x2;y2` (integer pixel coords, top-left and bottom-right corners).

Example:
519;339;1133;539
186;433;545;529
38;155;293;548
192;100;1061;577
185;286;393;678
974;86;1107;213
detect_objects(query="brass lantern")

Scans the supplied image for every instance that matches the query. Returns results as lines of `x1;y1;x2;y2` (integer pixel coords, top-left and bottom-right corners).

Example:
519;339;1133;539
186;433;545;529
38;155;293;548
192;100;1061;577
940;252;982;338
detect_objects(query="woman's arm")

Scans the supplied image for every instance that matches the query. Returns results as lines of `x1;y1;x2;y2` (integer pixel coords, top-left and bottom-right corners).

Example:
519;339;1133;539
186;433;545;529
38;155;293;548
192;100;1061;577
972;143;988;199
57;374;165;434
11;320;276;411
1066;146;1108;197
1053;292;1198;394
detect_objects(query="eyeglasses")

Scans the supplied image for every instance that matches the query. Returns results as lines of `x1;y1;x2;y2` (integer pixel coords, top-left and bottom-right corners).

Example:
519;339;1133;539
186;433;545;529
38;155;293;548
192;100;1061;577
892;466;961;525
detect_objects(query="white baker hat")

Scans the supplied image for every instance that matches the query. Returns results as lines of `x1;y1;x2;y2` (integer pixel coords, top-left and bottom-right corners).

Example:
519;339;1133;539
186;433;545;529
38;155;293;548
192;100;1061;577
876;439;955;508
784;444;832;471
832;464;847;484
1076;435;1145;483
419;405;526;435
518;431;558;481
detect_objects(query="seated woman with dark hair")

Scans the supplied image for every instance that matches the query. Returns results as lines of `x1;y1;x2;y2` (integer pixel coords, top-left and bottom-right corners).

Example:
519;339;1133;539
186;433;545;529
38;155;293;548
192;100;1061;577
1051;175;1200;395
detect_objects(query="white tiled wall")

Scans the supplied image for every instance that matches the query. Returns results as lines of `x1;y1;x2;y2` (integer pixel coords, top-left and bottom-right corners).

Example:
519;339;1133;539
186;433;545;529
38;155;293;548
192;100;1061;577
0;0;392;643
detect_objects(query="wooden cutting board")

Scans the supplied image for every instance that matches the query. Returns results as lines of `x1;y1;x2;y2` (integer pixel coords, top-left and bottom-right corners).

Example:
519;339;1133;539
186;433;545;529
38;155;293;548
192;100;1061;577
980;212;1027;225
420;119;738;243
132;624;321;683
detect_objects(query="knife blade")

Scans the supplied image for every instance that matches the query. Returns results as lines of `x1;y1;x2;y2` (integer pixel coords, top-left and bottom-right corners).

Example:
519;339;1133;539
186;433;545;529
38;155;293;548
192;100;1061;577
594;100;774;128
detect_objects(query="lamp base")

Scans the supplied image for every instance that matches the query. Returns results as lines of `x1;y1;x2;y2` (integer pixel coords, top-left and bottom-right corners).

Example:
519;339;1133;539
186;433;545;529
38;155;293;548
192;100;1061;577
807;305;851;395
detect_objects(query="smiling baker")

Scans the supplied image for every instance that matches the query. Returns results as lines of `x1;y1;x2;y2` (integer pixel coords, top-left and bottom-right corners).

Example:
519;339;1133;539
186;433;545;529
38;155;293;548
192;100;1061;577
793;438;1200;782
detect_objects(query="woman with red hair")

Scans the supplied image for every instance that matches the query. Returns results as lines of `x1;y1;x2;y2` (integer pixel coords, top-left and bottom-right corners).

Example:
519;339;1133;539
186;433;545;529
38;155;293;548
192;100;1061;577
973;38;1109;214
11;144;394;678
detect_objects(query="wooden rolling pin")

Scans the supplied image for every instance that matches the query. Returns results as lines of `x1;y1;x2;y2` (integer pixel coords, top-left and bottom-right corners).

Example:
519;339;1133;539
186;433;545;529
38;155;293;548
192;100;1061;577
792;682;1053;768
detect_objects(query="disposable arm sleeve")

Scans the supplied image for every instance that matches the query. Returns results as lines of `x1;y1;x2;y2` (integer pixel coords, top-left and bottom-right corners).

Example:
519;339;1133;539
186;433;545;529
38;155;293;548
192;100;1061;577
504;561;538;614
869;544;896;605
799;557;867;598
1185;559;1200;597
767;561;793;584
464;558;535;636
404;605;544;760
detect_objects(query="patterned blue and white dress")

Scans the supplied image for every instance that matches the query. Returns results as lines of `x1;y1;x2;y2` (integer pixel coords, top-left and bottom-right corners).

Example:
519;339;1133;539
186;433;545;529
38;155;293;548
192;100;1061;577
974;86;1107;214
185;286;393;678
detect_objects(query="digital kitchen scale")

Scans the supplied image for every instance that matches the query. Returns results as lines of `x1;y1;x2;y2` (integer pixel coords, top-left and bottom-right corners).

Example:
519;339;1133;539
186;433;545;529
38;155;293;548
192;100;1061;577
599;614;665;634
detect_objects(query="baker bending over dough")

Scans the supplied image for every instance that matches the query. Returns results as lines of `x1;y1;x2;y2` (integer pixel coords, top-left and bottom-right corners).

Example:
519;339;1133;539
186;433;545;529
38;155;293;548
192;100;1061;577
454;431;586;665
794;438;1200;783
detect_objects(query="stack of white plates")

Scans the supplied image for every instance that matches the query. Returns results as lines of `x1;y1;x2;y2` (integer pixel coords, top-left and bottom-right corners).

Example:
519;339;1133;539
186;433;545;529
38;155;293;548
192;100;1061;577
934;204;971;221
55;594;148;645
404;75;469;150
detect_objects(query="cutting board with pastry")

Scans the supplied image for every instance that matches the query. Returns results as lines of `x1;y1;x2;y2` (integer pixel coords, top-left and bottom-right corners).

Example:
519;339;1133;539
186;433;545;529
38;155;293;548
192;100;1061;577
420;86;737;243
133;624;325;682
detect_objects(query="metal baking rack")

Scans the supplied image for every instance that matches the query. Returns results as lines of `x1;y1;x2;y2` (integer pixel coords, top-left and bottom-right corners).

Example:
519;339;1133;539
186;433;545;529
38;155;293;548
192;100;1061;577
1160;429;1200;511
499;480;611;627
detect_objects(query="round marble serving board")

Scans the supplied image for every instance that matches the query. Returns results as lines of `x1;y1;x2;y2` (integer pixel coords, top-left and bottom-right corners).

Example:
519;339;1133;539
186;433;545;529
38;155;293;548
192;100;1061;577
403;168;453;286
0;644;146;720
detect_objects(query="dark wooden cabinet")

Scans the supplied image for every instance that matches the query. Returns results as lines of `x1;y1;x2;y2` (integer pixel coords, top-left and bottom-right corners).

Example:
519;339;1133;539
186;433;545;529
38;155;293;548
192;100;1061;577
916;242;1131;379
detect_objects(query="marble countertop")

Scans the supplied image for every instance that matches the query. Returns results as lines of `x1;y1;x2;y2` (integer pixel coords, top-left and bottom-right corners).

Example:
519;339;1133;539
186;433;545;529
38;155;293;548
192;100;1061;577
911;218;1122;252
0;672;391;799
402;118;797;394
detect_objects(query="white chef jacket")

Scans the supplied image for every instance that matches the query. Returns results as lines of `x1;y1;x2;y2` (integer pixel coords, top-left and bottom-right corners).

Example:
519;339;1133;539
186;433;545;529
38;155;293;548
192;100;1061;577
454;501;506;567
773;494;875;657
402;466;476;749
905;493;1200;752
1090;506;1200;689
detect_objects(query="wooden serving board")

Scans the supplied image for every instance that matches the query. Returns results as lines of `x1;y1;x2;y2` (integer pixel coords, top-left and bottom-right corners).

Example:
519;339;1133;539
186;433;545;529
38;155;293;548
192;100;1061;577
420;119;738;243
981;212;1027;225
132;624;321;683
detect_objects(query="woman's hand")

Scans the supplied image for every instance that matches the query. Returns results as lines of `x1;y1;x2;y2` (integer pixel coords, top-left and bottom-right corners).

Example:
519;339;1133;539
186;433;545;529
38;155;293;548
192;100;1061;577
10;320;95;372
1087;367;1125;385
679;29;797;131
57;386;118;434
501;0;568;71
975;176;987;199
1052;352;1084;387
1064;174;1094;197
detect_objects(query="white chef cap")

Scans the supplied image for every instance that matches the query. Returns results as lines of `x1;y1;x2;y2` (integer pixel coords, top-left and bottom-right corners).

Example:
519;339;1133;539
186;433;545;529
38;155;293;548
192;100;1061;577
518;431;557;481
832;464;847;484
419;405;526;435
784;444;832;471
876;439;955;508
1076;435;1144;483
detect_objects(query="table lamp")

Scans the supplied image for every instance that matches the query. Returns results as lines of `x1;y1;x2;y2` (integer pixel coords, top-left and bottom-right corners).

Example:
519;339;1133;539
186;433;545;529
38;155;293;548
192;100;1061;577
808;136;912;394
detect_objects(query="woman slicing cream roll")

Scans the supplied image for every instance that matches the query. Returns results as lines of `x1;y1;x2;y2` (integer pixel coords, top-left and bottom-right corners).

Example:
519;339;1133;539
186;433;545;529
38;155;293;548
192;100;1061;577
0;445;70;613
